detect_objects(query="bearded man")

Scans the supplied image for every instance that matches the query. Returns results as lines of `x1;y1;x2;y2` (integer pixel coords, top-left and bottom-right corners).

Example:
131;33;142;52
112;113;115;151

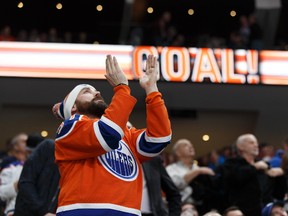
52;54;172;216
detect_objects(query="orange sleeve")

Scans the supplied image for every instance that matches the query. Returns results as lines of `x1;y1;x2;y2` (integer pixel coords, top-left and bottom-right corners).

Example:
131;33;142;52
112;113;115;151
104;85;137;131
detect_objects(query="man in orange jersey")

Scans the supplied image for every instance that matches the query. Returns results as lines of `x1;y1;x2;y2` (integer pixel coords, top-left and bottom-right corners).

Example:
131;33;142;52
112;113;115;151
52;54;172;216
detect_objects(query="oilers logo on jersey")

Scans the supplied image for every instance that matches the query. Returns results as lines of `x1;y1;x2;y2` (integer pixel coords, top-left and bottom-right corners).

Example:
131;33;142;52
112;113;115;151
98;140;138;181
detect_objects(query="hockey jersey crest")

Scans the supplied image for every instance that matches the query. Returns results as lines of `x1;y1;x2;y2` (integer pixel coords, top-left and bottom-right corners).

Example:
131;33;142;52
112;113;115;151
98;140;139;181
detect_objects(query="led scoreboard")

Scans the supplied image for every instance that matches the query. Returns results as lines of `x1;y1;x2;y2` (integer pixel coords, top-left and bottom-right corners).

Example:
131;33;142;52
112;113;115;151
0;42;288;85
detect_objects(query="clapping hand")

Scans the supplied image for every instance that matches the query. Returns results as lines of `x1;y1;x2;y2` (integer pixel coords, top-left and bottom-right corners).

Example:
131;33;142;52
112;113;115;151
105;55;128;87
139;54;159;95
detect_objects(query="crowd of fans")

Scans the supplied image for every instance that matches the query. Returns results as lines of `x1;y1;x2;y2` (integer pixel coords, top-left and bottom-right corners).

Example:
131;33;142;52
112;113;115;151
0;25;91;44
1;131;288;216
0;8;287;50
160;135;288;215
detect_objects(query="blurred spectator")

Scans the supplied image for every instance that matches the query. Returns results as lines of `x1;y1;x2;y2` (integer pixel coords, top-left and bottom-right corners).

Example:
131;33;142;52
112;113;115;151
160;151;176;167
146;10;175;46
221;146;234;160
228;14;254;50
0;25;15;41
16;29;28;42
163;25;178;46
208;149;226;171
196;33;212;48
25;134;44;156
248;13;263;50
254;0;282;49
128;27;143;46
166;138;216;215
141;156;181;216
28;29;41;42
0;133;28;216
270;149;284;168
228;30;245;50
0;133;28;171
262;200;287;216
47;27;61;43
239;15;251;49
125;121;181;216
209;36;226;49
63;31;73;43
76;31;88;44
217;134;286;216
171;33;186;47
14;139;60;216
258;142;275;162
197;154;210;167
39;32;48;43
0;133;44;216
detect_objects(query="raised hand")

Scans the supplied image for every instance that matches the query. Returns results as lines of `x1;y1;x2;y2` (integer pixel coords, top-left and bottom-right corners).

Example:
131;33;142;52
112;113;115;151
105;55;128;87
139;54;159;95
266;167;284;177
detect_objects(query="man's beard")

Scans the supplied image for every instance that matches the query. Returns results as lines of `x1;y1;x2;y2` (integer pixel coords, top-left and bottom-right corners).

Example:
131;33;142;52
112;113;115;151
76;99;108;118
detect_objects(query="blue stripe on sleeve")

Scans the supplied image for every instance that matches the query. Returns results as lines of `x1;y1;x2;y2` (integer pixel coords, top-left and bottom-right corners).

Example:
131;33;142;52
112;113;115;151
98;120;122;149
138;133;170;154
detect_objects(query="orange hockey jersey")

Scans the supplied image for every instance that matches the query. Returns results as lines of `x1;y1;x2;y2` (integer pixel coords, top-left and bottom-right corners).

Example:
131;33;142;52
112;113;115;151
55;85;171;216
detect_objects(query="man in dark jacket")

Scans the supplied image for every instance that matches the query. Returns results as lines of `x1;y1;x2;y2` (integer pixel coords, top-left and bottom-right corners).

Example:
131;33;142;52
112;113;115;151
217;134;285;216
14;139;60;216
141;156;181;216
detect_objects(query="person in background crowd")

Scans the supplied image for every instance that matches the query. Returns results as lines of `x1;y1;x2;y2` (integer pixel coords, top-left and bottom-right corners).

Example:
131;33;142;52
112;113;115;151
24;134;44;157
258;142;275;162
0;133;27;171
166;138;216;215
239;15;251;49
0;25;15;41
14;138;60;216
141;155;181;216
262;200;287;216
248;13;263;50
254;0;282;49
0;133;28;216
0;133;43;216
217;133;286;216
52;54;171;216
126;121;181;216
207;149;226;171
269;149;284;168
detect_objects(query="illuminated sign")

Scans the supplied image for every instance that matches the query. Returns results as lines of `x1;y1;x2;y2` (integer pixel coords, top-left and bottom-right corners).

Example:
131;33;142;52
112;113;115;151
0;42;288;85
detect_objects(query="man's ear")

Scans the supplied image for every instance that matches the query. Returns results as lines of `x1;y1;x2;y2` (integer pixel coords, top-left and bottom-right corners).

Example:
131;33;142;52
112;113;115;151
71;104;77;115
